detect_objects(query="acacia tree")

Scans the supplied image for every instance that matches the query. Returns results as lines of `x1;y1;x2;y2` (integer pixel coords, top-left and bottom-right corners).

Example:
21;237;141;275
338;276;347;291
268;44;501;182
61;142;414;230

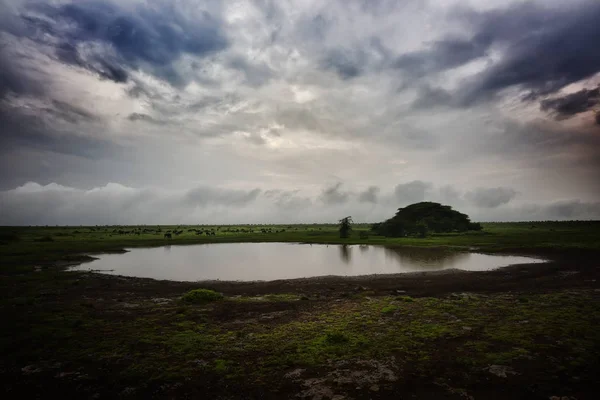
339;216;353;238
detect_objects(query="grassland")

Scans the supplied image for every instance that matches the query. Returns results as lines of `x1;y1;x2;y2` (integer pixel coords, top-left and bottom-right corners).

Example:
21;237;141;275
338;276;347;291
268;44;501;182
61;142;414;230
1;222;599;399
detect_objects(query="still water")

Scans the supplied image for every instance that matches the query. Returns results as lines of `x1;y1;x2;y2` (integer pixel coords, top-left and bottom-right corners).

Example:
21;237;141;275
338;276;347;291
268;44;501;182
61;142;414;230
70;243;545;282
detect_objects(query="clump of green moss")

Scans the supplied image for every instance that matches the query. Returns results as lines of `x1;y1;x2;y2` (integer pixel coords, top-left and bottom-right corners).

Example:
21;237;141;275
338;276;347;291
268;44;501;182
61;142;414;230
381;305;399;314
397;295;414;302
181;289;223;304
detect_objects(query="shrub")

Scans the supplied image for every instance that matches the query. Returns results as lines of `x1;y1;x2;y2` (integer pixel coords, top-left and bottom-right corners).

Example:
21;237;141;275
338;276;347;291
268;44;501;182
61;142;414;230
324;331;350;345
181;289;223;304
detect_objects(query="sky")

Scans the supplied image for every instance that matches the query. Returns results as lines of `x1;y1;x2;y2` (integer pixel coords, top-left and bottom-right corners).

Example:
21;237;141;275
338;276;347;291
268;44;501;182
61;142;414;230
0;0;599;225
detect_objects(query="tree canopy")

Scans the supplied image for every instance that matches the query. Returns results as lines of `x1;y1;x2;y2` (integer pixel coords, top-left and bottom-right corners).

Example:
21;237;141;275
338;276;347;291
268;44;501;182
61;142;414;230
339;216;353;238
371;202;482;237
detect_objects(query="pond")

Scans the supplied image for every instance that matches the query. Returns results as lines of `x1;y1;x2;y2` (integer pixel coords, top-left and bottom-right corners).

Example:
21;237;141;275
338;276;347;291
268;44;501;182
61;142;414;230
69;243;546;282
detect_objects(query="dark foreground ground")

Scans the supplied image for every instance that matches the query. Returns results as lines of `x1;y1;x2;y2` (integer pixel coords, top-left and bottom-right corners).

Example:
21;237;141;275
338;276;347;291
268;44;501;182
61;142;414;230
1;223;599;399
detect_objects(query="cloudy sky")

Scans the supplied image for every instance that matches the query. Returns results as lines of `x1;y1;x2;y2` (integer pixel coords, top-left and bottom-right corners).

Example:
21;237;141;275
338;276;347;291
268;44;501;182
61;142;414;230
1;0;599;225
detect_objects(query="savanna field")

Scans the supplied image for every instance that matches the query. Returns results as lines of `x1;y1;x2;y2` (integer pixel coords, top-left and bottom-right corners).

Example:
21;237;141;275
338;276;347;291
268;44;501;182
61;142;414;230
1;222;599;399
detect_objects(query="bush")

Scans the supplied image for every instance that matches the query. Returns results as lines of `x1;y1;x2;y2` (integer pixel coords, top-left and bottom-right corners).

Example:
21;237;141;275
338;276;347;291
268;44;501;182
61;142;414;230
181;289;223;304
34;235;54;242
324;331;350;345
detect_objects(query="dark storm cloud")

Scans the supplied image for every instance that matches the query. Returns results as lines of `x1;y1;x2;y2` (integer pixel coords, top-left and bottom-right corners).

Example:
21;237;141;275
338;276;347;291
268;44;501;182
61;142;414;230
459;2;600;105
393;37;490;79
0;53;38;98
402;1;600;110
319;183;351;205
17;0;229;85
358;186;380;204
0;104;120;161
465;187;517;208
540;87;600;120
54;42;129;83
393;181;432;205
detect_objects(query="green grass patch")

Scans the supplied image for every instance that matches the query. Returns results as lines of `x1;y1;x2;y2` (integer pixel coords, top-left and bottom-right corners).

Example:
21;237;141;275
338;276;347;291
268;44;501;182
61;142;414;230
181;289;224;304
381;305;399;314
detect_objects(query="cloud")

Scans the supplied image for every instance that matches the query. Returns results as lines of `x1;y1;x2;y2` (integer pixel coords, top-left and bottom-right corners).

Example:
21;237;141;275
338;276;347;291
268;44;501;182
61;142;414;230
401;1;600;113
322;48;366;80
393;181;432;206
16;0;229;85
48;100;99;123
185;186;261;207
319;182;351;205
0;42;46;98
465;187;518;208
411;85;454;109
1;182;597;225
458;1;600;105
540;86;600;119
264;189;313;210
393;37;490;79
127;113;165;125
543;200;600;219
358;186;380;204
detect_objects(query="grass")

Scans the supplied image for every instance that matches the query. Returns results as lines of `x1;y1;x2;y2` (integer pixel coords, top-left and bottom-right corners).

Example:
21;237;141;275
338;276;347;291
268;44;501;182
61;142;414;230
0;221;599;398
7;289;596;381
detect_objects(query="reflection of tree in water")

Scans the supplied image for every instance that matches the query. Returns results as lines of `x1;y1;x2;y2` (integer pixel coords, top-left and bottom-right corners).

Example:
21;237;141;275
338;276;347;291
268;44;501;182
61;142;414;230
383;247;470;269
339;245;352;264
359;245;369;252
164;245;172;254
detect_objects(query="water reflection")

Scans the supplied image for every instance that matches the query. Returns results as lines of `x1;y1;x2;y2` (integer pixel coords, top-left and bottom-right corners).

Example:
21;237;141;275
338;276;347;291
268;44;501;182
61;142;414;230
71;243;544;282
359;245;369;252
383;247;470;270
339;245;352;264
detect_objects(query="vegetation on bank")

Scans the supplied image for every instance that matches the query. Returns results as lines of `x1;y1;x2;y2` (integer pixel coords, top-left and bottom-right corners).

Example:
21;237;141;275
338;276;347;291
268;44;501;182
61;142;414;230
1;221;599;269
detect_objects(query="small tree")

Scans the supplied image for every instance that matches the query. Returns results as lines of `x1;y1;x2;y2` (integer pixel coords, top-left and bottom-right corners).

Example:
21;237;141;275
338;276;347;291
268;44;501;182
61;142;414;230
339;216;353;238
